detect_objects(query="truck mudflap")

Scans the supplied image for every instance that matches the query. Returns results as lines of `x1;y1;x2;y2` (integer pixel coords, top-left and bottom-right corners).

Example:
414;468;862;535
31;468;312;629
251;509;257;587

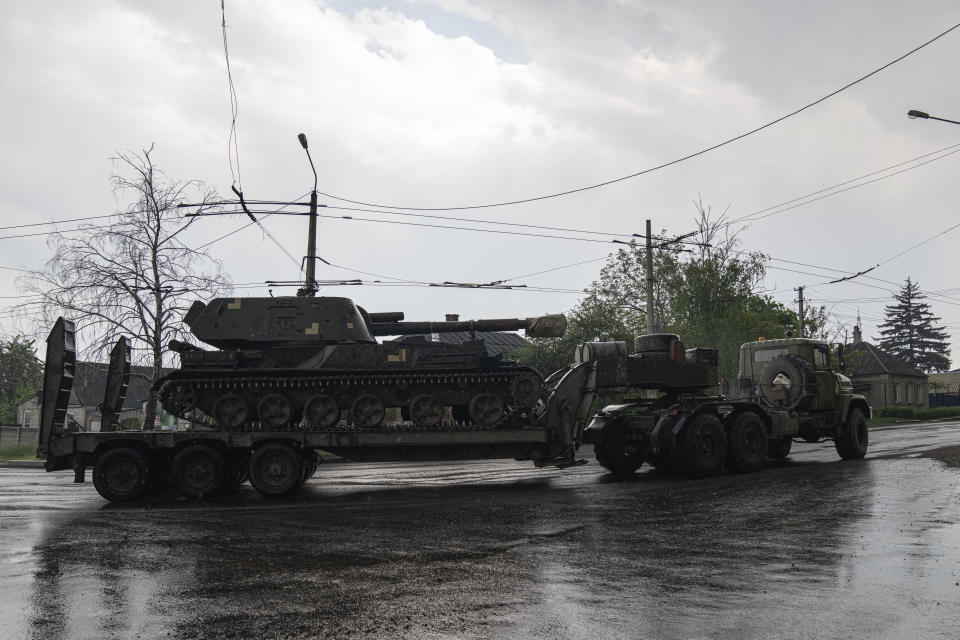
100;336;131;432
38;318;77;465
580;404;636;444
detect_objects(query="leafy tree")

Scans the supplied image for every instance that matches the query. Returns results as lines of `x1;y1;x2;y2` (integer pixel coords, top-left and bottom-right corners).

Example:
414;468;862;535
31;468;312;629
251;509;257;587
20;146;232;429
876;277;951;373
515;198;825;378
0;335;42;424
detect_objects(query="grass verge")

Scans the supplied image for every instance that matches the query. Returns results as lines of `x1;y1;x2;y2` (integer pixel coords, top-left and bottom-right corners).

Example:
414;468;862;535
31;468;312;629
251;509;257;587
0;444;40;461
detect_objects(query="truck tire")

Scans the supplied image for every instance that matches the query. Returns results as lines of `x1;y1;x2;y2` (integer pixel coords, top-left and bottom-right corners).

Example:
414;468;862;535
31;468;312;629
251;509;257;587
758;355;814;410
835;408;868;460
93;447;149;502
767;437;792;460
172;444;227;499
678;414;727;476
726;412;767;473
249;443;304;496
593;423;645;476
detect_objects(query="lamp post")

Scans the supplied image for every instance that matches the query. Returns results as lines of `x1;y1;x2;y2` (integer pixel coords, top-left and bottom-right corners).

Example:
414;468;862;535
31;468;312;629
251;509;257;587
907;109;960;126
297;133;320;297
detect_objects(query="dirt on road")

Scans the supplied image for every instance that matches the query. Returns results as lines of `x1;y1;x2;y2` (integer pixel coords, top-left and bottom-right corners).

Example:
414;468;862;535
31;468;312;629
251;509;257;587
923;444;960;468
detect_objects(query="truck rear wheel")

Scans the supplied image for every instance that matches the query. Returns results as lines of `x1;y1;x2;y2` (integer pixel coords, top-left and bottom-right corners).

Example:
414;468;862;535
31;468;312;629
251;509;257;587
835;408;868;460
726;412;766;473
594;427;645;476
172;445;227;499
679;414;726;476
767;437;792;459
93;447;149;502
249;443;303;495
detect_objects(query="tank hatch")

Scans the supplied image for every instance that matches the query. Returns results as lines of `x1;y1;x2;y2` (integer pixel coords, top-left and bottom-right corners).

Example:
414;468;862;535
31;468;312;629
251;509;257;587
185;296;376;348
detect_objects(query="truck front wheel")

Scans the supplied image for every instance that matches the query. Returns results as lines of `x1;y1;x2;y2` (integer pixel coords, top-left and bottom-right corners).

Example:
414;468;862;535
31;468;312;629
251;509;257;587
835;408;868;460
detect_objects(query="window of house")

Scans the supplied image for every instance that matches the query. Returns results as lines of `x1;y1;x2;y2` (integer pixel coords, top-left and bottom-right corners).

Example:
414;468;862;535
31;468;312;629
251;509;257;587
894;383;902;403
23;411;31;428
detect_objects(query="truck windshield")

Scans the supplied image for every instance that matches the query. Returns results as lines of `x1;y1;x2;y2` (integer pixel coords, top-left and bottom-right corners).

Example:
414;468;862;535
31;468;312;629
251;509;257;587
753;347;788;364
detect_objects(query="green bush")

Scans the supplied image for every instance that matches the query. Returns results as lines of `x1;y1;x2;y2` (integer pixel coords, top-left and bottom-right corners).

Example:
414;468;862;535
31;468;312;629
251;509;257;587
874;406;960;420
875;406;914;418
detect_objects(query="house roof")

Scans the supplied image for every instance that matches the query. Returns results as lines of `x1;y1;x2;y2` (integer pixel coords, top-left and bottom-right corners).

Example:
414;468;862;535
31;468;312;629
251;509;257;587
71;361;174;410
390;331;528;357
844;342;926;378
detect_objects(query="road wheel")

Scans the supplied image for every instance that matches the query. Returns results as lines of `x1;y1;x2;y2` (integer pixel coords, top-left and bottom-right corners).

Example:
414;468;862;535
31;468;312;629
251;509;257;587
351;393;385;428
172;445;227;499
409;394;443;427
93;447;149;502
726;412;767;473
469;393;504;426
767;437;793;459
213;393;248;429
509;372;542;409
679;413;727;476
594;423;645;476
258;394;292;429
835;408;869;460
249;443;304;496
304;394;340;430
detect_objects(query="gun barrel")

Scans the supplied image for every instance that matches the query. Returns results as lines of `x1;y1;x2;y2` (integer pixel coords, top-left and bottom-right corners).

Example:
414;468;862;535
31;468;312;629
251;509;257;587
370;314;566;338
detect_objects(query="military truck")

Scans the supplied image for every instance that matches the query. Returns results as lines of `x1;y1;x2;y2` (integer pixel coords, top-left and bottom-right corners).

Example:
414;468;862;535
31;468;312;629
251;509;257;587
580;335;871;476
37;317;870;503
730;337;871;460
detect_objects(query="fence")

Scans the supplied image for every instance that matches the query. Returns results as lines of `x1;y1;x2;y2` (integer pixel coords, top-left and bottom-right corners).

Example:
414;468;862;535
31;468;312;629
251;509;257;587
0;426;40;449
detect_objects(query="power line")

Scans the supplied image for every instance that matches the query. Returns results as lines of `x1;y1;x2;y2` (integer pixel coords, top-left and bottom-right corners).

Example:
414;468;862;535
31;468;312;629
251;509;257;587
0;214;116;232
727;143;960;226
311;21;960;212
221;0;243;190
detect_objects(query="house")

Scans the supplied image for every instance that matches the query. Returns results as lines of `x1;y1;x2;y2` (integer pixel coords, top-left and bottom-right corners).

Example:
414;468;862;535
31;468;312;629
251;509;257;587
928;370;960;408
17;362;178;432
843;329;928;410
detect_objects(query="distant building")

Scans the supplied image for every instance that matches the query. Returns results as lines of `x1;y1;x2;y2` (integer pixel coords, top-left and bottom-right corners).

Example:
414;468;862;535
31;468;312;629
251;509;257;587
17;362;178;432
844;327;928;410
928;370;960;408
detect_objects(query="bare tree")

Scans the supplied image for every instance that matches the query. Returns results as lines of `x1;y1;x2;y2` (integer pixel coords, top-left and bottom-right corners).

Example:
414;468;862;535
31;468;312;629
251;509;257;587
21;145;231;429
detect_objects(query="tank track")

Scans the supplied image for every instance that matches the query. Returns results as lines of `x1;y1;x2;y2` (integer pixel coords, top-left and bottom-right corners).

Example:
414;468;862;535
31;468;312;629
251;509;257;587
158;368;543;433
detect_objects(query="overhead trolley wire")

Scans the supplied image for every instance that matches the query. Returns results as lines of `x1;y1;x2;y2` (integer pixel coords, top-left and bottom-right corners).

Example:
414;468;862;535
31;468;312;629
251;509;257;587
309;21;960;212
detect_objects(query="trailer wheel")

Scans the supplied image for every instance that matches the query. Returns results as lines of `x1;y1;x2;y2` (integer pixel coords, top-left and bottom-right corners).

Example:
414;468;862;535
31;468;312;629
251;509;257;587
594;433;645;476
249;443;303;496
93;447;149;502
679;414;727;476
835;408;868;460
726;412;767;473
172;445;227;499
767;437;792;460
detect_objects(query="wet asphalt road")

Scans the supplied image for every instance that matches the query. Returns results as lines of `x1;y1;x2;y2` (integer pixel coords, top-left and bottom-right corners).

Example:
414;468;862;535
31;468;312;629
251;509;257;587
2;422;960;640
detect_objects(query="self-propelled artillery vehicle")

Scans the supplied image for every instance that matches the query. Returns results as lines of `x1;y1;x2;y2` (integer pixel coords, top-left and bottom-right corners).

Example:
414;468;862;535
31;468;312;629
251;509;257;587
158;295;567;431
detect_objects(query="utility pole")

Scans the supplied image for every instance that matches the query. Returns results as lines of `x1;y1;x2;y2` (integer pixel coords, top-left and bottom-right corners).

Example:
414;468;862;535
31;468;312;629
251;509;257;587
796;286;805;338
298;133;319;297
645;219;656;334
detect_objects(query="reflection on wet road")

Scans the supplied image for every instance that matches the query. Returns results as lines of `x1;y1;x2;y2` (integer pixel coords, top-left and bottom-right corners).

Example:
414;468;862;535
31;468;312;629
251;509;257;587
2;422;959;639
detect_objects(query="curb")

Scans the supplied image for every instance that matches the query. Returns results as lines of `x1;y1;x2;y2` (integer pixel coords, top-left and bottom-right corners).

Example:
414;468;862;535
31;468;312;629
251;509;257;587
0;460;45;469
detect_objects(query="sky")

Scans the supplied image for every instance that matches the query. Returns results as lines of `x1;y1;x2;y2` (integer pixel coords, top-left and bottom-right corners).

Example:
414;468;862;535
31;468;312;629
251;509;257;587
1;0;959;368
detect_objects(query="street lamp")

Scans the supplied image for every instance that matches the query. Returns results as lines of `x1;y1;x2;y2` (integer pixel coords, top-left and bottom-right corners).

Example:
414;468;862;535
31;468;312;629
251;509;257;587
907;109;960;126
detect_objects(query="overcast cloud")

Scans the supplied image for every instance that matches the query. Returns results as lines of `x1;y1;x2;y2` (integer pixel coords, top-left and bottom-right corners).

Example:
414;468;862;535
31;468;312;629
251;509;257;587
2;0;959;365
